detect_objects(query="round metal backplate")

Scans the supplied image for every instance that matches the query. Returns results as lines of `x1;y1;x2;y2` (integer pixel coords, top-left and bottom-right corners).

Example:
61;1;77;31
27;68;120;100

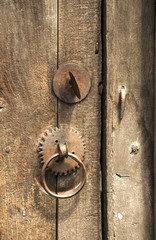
38;127;85;176
52;62;91;103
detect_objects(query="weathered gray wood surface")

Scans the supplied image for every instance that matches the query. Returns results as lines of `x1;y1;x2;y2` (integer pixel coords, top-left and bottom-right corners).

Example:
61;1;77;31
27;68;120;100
57;0;102;239
105;0;154;239
0;1;57;239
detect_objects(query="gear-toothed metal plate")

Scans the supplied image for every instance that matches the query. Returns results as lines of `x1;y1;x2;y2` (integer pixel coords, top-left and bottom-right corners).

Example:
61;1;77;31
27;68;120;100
38;127;85;176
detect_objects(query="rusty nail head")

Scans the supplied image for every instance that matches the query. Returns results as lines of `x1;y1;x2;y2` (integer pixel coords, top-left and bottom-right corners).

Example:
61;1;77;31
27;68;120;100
52;62;91;103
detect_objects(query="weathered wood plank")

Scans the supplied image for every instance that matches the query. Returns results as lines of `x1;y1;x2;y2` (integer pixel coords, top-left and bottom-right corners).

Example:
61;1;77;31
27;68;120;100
105;0;154;239
57;0;102;239
0;1;57;239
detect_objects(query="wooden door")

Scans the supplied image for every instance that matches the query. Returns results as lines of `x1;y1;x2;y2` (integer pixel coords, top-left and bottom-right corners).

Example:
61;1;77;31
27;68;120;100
0;0;101;239
1;1;155;240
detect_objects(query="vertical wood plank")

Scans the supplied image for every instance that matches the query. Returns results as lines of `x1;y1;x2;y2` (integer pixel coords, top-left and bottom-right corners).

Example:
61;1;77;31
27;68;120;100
105;0;154;239
0;1;57;239
57;0;102;239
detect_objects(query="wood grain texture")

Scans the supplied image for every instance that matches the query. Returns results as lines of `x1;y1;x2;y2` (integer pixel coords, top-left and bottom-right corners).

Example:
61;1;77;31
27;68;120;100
105;0;154;239
57;0;102;239
0;1;57;239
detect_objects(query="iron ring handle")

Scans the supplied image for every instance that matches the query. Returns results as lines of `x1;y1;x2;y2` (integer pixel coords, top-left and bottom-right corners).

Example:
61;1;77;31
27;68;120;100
41;152;87;199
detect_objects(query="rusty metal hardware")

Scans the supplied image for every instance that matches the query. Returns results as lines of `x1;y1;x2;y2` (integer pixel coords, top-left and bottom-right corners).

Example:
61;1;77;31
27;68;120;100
41;143;87;199
52;62;91;103
120;86;126;120
69;72;81;99
57;143;68;158
38;127;85;176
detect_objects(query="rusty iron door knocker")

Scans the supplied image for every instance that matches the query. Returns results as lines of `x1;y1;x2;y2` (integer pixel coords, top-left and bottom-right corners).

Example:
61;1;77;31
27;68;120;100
38;127;87;199
41;143;87;199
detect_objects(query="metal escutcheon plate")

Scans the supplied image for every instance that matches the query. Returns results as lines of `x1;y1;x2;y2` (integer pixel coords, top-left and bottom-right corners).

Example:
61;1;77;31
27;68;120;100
52;62;91;103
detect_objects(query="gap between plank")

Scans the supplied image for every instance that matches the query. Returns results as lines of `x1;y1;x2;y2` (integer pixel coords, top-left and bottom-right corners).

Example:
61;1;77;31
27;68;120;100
56;0;60;239
101;0;108;239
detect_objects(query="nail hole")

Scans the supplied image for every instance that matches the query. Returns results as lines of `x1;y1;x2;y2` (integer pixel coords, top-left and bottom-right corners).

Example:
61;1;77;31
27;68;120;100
95;42;99;54
55;140;58;143
72;152;75;154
